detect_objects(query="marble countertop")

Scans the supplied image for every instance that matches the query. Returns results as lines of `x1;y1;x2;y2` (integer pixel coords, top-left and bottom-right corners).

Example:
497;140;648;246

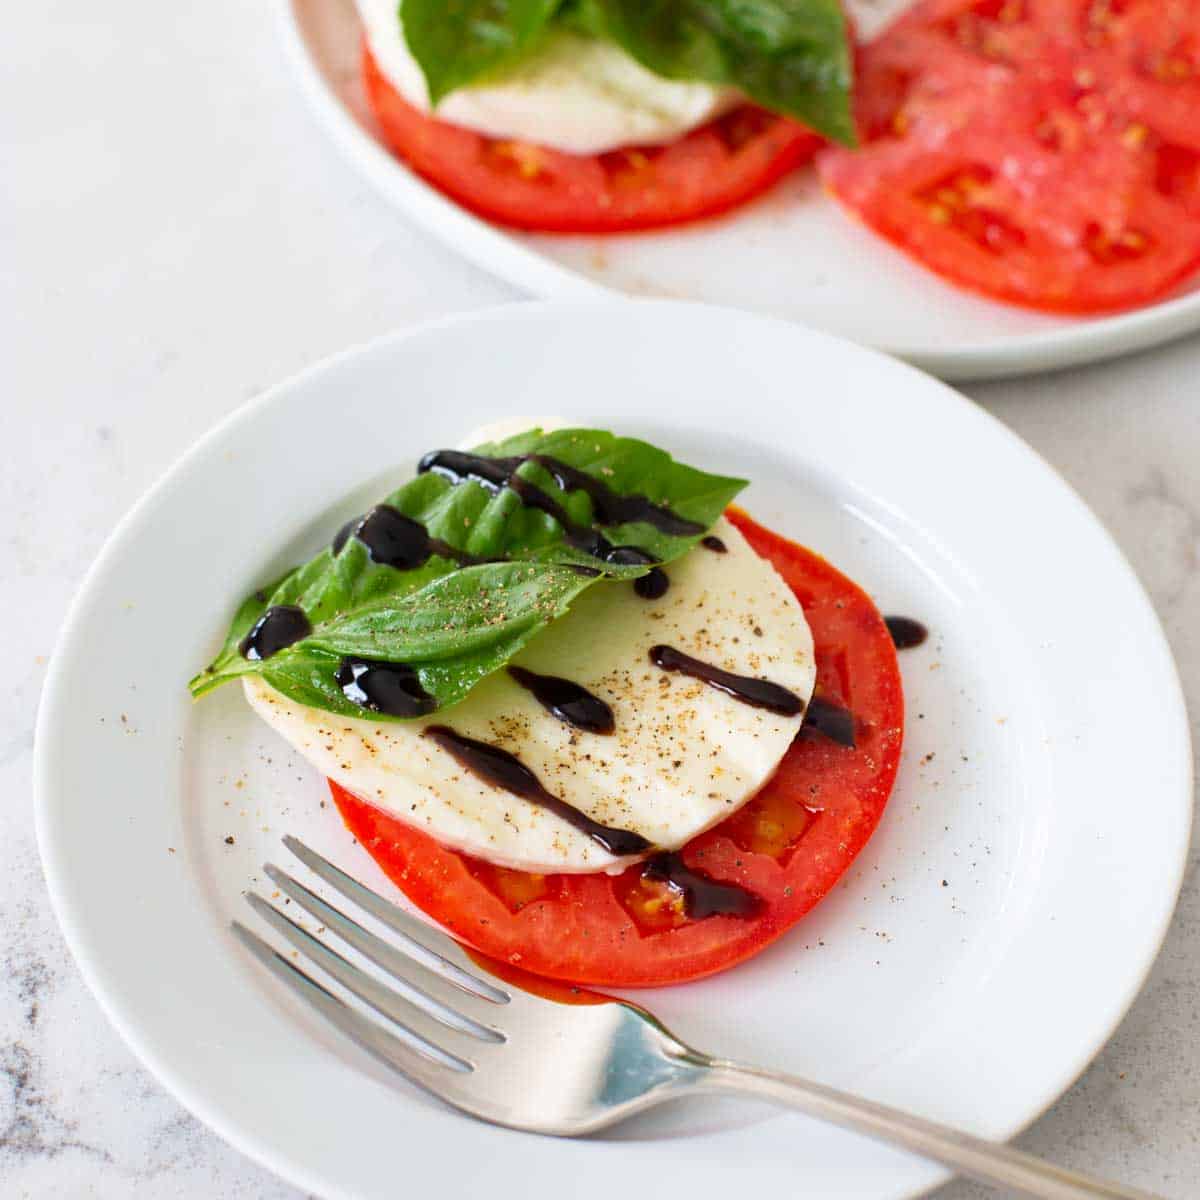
6;2;1197;1196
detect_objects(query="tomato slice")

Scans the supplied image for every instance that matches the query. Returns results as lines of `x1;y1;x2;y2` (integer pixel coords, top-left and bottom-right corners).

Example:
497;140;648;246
361;43;822;234
819;0;1200;312
330;509;904;988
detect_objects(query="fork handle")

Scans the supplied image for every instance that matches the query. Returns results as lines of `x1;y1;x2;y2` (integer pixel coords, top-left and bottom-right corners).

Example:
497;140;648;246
699;1058;1164;1199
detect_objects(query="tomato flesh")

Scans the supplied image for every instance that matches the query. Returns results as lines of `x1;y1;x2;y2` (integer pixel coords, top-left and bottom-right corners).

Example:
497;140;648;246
819;0;1200;312
361;43;822;234
330;509;903;988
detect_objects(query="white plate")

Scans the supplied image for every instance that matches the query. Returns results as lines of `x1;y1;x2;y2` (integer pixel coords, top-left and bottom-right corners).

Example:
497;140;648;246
278;0;1200;383
37;301;1191;1200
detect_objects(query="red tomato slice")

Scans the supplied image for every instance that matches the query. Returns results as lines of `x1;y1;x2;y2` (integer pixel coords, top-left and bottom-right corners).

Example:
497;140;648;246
330;509;904;988
361;43;822;234
819;0;1200;312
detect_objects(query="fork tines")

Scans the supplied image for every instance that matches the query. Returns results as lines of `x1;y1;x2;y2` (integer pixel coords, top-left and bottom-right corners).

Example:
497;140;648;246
233;837;509;1082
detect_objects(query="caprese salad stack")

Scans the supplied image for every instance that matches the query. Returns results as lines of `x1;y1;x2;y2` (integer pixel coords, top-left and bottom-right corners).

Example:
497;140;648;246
193;423;912;987
355;0;1200;314
356;0;855;231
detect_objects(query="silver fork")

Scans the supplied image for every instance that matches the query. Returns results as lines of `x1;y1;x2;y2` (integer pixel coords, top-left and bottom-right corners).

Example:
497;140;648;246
234;836;1165;1200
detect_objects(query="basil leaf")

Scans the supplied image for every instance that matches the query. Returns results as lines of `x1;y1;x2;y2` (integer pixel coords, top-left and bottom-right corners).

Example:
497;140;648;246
188;559;325;699
259;563;594;719
401;0;564;103
309;561;591;661
469;426;746;563
190;428;745;721
567;0;855;146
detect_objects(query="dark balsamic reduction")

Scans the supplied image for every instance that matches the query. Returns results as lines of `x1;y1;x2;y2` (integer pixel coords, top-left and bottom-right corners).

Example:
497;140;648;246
507;666;614;735
418;449;705;536
530;456;705;537
335;657;436;718
649;645;805;717
634;568;670;600
332;515;360;556
417;449;519;492
642;853;762;919
423;726;650;856
417;449;704;564
801;697;857;748
701;535;727;553
606;545;670;600
605;545;657;568
238;605;311;661
354;504;481;570
884;616;929;650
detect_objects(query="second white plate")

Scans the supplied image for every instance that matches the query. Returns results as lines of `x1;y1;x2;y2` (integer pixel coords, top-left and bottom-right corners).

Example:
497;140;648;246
37;301;1192;1200
279;0;1200;382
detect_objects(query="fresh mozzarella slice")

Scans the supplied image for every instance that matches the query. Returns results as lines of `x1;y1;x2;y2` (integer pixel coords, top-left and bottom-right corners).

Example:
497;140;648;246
356;0;741;156
245;514;816;874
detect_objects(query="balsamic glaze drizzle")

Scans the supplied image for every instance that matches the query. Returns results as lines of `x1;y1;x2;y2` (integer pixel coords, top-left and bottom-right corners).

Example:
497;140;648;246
801;697;857;748
417;448;705;566
606;545;670;600
331;449;709;604
649;645;805;716
238;606;311;661
507;666;615;735
605;545;657;569
423;726;650;856
335;657;436;718
884;616;929;650
642;853;762;919
508;474;611;557
634;568;670;600
353;504;482;570
332;515;360;556
530;455;706;537
701;535;727;553
418;449;705;536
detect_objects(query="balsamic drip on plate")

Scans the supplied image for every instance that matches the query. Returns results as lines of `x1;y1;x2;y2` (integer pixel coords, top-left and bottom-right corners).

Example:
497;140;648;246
641;853;762;919
507;666;615;735
700;535;727;553
649;645;805;717
335;657;437;718
238;605;311;661
423;725;650;856
884;616;929;650
352;504;481;570
801;697;857;748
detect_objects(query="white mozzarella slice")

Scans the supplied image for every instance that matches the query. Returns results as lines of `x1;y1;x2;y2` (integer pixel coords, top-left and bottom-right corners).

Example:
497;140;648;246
357;0;741;155
245;518;815;874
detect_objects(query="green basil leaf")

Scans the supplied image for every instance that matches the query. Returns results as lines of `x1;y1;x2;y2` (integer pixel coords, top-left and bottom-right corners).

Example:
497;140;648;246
188;559;325;699
565;0;855;146
190;428;745;720
259;563;594;718
402;0;564;103
309;561;591;662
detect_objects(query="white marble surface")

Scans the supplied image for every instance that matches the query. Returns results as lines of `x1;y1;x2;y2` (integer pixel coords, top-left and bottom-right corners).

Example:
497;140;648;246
5;2;1198;1197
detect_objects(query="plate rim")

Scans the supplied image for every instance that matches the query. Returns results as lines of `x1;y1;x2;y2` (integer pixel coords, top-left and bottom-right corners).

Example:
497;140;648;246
35;299;1194;1199
275;0;1200;384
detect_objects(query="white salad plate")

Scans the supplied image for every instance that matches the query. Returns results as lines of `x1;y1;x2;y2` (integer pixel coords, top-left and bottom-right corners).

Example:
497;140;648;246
36;301;1191;1200
278;0;1200;383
